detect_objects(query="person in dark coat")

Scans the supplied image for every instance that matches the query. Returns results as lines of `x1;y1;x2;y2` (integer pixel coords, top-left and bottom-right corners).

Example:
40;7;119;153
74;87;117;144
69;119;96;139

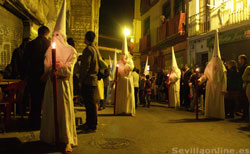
156;70;164;102
11;37;31;79
25;26;50;130
238;54;249;121
79;31;99;131
225;60;241;118
144;75;152;107
183;64;192;109
139;74;146;105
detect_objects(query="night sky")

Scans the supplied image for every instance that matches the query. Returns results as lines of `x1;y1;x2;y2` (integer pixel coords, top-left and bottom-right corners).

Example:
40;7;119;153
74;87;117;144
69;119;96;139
99;0;134;40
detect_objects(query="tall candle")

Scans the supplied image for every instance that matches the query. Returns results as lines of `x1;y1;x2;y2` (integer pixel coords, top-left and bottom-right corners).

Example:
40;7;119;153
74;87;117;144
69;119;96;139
51;42;59;144
52;42;56;70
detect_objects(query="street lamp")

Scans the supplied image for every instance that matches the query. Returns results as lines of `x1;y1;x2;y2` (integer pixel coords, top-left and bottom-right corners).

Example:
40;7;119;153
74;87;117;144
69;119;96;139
124;28;131;36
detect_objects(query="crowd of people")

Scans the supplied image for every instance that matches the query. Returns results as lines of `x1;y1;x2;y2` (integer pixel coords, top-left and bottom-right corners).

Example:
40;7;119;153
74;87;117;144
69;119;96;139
133;55;249;122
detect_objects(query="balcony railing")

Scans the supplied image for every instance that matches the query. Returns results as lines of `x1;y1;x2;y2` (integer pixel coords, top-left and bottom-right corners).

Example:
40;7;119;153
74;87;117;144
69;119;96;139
157;13;186;42
188;1;250;36
139;35;151;52
188;11;209;36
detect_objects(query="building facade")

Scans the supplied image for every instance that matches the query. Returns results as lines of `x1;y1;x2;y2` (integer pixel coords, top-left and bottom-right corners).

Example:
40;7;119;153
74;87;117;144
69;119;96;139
139;0;187;73
188;0;250;67
0;0;100;70
133;0;142;71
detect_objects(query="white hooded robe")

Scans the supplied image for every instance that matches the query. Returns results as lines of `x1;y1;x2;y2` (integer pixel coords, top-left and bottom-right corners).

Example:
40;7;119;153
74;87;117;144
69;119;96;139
168;47;181;108
115;35;135;115
40;0;77;146
199;30;227;119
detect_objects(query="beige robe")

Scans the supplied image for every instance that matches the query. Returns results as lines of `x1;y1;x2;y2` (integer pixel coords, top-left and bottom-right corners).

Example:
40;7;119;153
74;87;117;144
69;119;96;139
115;55;135;115
97;79;105;100
40;47;78;146
199;61;227;119
169;69;181;108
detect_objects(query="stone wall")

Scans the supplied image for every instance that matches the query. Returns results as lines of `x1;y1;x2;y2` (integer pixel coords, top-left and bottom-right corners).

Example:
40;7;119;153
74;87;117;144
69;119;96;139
0;0;100;70
68;0;100;53
0;6;23;70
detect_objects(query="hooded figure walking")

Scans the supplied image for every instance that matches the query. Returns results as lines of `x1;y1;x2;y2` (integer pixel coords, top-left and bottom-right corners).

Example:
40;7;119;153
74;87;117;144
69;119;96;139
199;30;227;119
115;31;136;116
40;0;78;152
168;47;181;108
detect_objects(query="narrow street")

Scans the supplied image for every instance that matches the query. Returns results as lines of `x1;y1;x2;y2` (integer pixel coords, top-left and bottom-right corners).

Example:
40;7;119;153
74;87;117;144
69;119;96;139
1;103;250;154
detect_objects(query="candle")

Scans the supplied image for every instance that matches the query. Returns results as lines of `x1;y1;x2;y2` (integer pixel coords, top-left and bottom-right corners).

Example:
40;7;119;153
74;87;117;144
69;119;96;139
52;42;56;70
51;42;59;144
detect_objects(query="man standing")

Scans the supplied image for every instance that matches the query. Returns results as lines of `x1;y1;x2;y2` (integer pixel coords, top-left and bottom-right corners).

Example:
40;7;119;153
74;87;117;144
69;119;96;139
132;68;139;108
25;26;50;130
238;54;249;122
79;31;99;131
183;64;192;109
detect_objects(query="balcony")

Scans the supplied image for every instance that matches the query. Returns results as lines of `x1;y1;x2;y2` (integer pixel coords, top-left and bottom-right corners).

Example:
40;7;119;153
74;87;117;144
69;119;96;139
157;13;186;42
188;0;250;36
139;35;151;52
188;11;209;36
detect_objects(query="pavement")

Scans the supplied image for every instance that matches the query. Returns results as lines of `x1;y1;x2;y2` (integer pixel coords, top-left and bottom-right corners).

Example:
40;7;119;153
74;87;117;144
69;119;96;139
0;102;250;154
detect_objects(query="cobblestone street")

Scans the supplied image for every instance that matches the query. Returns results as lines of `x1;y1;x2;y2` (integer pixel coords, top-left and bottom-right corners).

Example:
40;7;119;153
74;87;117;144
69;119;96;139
1;103;250;154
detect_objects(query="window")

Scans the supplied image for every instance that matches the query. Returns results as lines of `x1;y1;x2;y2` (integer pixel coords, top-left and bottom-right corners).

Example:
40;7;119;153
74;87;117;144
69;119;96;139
143;17;150;36
174;0;184;15
162;1;171;19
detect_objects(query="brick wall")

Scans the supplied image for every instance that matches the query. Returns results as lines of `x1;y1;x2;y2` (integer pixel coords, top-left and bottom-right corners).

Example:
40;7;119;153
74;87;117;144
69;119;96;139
0;6;23;70
68;0;100;53
68;0;92;53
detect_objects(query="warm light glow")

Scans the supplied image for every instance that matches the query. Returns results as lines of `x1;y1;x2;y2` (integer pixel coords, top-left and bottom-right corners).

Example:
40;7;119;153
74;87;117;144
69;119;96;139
130;38;134;43
196;68;200;72
116;64;119;67
124;28;131;36
52;42;56;49
167;74;170;77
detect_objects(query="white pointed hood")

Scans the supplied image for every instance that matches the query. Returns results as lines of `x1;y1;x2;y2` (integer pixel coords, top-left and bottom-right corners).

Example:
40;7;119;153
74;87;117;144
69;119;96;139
171;46;178;69
204;29;226;83
109;56;112;68
54;0;66;37
122;35;129;57
144;56;149;75
170;46;181;80
110;51;117;80
212;29;222;58
44;0;76;70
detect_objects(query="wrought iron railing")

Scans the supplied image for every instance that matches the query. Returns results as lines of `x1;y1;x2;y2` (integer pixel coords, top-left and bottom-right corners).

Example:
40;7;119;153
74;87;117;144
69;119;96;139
188;0;250;36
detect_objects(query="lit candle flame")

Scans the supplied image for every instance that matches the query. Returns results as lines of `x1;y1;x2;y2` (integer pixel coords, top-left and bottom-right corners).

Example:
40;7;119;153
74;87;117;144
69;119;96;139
116;64;119;67
52;42;56;49
196;68;200;72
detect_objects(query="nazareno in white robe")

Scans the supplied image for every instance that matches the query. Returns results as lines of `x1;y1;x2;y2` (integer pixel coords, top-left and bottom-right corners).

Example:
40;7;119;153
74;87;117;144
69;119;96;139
199;61;227;119
168;68;181;108
40;32;78;146
115;54;136;115
199;30;227;119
